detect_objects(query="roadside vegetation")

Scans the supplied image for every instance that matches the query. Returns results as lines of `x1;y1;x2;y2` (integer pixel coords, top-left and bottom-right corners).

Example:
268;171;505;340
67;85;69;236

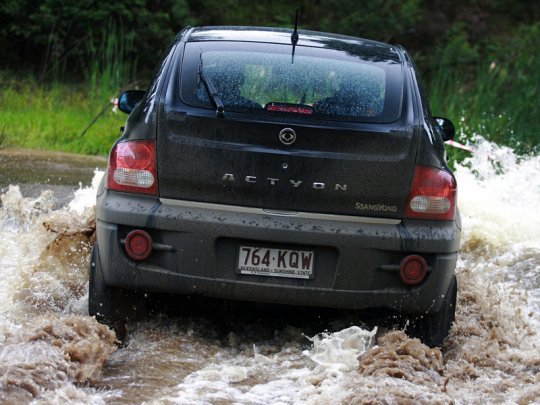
0;75;125;155
0;1;538;159
430;23;540;160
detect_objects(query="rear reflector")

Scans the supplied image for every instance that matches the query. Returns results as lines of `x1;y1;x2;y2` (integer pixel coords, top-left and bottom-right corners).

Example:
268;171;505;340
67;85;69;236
399;255;427;285
107;140;158;195
405;165;456;220
125;230;153;261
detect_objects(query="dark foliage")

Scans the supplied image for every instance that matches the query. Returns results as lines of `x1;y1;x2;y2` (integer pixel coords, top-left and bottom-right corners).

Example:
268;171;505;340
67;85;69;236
0;0;193;80
1;0;539;82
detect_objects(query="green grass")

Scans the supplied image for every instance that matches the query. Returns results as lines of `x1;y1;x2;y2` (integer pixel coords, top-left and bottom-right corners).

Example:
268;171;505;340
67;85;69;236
0;75;126;155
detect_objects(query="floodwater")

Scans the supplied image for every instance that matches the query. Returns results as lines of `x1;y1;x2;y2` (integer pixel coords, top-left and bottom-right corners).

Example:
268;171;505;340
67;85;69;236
0;148;107;207
0;140;539;404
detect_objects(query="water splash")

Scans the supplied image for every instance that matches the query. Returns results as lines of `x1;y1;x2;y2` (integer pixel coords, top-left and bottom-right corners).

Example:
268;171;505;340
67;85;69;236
68;170;104;215
0;138;539;404
456;136;540;248
446;136;540;404
0;180;117;403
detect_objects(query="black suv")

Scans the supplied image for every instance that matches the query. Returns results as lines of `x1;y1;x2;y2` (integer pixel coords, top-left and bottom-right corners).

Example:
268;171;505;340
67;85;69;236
89;26;460;347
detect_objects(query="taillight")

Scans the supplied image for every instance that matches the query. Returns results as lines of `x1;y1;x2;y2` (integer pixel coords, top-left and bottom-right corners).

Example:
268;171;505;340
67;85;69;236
107;140;158;195
405;165;456;220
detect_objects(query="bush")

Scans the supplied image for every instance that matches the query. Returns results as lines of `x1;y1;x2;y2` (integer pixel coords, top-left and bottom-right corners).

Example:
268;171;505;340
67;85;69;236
429;23;540;156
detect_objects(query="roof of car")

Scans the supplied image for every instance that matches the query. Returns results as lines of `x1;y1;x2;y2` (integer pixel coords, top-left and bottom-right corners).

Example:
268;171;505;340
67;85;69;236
184;26;401;61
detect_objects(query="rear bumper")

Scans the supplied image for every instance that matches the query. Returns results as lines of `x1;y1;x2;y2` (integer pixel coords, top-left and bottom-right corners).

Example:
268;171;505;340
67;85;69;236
96;190;460;315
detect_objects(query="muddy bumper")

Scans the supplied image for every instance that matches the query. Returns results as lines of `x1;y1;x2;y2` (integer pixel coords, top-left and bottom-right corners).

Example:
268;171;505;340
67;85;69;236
96;190;460;315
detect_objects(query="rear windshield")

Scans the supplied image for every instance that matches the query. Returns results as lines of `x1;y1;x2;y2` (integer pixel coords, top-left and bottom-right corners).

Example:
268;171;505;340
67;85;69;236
180;42;403;123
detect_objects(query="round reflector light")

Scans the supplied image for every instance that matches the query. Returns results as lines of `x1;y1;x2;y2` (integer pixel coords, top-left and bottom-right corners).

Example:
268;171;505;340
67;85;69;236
125;230;152;261
399;255;428;285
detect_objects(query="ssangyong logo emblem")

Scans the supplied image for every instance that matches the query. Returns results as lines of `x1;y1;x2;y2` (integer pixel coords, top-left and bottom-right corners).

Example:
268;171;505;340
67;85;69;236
279;128;296;145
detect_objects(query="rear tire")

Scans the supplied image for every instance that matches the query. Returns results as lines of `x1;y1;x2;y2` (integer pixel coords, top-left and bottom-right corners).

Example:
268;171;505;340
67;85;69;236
89;245;147;337
410;276;458;348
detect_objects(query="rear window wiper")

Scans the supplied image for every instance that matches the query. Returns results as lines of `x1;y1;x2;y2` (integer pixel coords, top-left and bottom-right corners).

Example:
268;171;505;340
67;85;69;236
198;54;225;118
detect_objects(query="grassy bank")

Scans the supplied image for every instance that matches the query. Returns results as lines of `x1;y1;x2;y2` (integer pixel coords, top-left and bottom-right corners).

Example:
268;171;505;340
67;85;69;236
0;26;135;156
0;74;126;156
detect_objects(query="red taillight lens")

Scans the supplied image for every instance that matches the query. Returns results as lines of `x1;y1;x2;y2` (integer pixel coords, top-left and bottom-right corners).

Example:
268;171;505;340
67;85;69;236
107;140;157;195
405;165;456;220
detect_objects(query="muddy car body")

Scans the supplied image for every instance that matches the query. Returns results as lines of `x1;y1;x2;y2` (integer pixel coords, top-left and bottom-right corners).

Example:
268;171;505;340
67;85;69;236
90;26;460;346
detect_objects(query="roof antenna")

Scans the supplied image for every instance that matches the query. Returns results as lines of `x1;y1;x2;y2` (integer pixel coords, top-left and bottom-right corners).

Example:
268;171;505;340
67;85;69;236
291;8;299;64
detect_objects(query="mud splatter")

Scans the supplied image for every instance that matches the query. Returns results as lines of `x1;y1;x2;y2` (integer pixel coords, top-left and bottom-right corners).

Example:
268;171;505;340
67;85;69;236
359;331;444;385
1;184;117;404
0;315;116;402
16;207;96;312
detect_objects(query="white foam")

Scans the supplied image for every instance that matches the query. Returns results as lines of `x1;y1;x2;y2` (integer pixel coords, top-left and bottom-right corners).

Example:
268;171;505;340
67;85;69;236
150;326;376;404
68;170;104;215
456;136;540;248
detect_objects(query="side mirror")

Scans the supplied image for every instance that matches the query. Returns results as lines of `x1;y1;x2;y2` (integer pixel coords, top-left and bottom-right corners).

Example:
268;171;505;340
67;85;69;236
118;90;146;114
434;117;455;142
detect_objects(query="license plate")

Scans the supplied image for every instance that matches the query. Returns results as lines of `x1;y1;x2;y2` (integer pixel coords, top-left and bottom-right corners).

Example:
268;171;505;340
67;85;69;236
237;246;315;279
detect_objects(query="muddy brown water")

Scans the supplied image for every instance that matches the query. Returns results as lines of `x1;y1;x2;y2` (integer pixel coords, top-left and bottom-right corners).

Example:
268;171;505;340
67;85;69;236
0;142;539;404
0;148;106;208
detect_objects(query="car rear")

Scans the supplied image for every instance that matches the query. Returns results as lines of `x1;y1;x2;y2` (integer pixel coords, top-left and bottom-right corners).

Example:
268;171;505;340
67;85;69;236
93;27;460;345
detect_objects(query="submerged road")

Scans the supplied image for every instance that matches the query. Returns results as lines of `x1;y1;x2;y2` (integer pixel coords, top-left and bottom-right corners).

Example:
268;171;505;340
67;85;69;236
0;148;106;207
